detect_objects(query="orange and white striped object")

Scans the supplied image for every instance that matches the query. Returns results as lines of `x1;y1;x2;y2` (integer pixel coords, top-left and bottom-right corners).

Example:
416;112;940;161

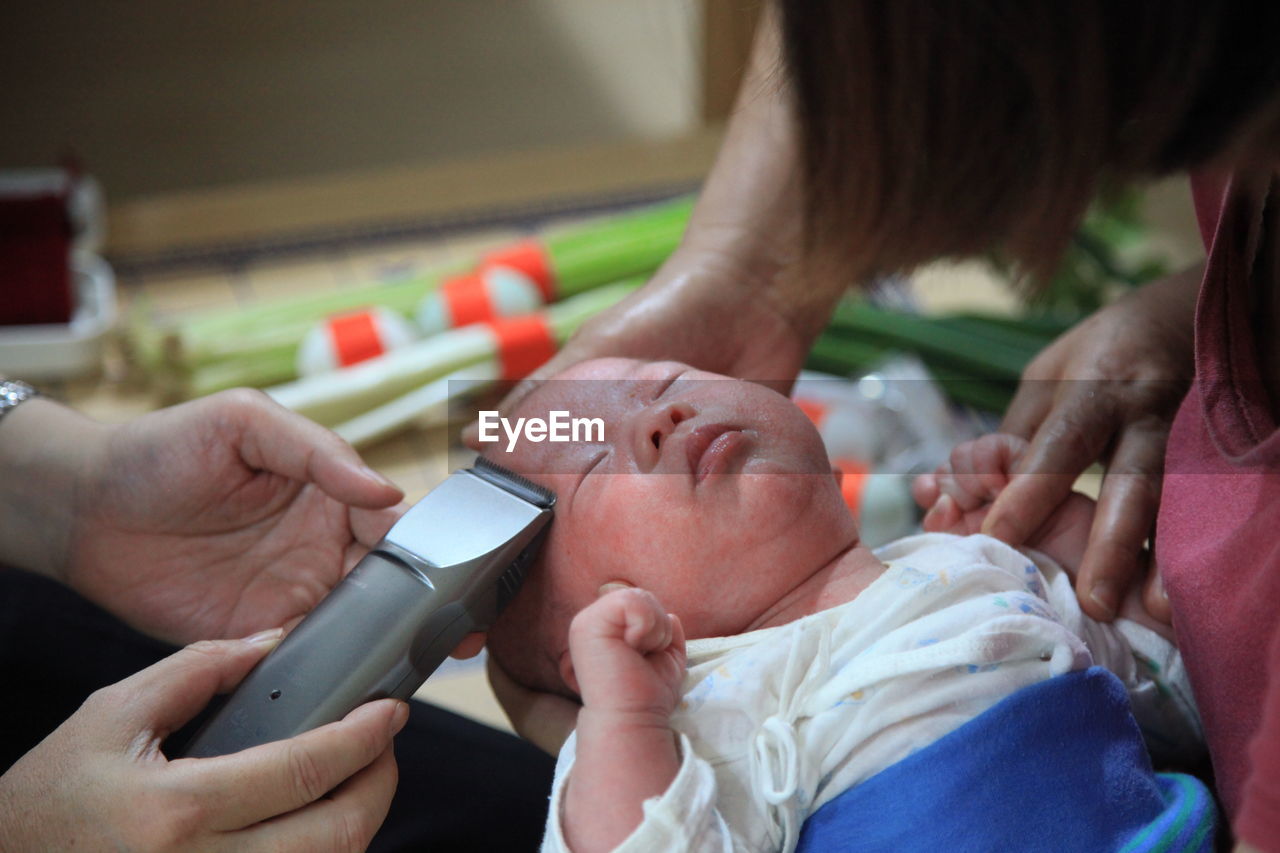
479;239;556;302
296;307;420;376
416;266;544;336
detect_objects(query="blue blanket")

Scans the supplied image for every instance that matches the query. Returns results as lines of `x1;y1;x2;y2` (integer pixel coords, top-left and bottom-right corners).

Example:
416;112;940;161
796;667;1215;852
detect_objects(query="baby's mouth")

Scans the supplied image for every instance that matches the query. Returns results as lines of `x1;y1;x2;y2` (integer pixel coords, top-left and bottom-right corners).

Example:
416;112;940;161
685;423;747;482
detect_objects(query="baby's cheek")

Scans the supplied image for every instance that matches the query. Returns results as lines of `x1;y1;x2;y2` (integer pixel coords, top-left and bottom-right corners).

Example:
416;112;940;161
488;596;567;696
744;471;849;531
589;478;669;544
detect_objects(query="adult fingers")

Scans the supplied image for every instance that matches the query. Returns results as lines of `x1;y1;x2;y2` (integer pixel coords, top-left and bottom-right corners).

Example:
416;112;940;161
1072;422;1167;621
1142;563;1174;625
486;655;580;755
981;384;1119;546
96;632;282;744
999;373;1057;441
348;503;409;551
180;698;407;830
233;745;399;853
216;389;403;508
999;342;1068;439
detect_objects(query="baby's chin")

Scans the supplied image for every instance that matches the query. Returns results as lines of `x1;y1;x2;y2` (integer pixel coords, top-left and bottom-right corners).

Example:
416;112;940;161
486;631;579;702
498;656;579;703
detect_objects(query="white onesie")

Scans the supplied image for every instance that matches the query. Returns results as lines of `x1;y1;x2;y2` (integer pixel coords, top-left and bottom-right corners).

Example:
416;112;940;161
539;533;1200;853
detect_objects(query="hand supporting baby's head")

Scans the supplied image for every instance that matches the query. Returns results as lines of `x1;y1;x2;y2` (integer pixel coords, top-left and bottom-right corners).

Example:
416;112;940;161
480;358;859;697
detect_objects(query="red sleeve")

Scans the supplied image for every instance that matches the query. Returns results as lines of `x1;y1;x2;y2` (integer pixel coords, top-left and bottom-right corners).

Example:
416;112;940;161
1236;624;1280;850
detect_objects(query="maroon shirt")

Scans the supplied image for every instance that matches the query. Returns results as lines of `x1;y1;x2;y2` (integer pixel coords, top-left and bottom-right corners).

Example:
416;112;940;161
1157;170;1280;846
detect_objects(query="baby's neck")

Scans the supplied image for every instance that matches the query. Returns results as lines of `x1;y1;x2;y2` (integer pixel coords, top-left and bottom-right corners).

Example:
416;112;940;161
743;541;886;632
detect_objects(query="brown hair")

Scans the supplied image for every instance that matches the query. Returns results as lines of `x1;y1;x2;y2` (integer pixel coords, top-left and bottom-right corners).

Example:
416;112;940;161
778;1;1280;279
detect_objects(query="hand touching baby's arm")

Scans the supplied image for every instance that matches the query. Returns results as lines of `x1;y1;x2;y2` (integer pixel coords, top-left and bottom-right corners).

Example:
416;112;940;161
562;588;687;853
914;433;1171;638
915;435;1203;761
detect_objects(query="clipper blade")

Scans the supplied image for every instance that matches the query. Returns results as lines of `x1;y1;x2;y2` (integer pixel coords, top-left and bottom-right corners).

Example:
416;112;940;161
471;456;556;509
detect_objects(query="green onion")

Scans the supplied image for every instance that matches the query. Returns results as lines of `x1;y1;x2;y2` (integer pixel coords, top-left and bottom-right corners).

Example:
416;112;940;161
268;280;640;428
136;198;693;396
808;300;1075;413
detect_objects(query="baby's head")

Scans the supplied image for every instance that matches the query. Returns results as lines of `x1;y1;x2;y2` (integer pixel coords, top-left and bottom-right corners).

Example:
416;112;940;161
481;358;858;696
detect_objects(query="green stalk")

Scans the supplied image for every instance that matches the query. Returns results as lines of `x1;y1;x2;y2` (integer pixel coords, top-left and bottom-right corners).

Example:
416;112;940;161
545;196;693;298
332;281;643;447
808;302;1075;412
187;346;301;398
943;311;1076;342
826;302;1032;380
173;271;448;353
145;198;693;387
170;273;446;369
804;335;889;377
268;280;640;427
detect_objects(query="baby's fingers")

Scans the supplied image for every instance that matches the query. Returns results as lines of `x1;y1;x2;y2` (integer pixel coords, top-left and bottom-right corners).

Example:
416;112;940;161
922;493;962;533
943;436;1019;506
912;471;941;510
662;613;687;672
618;590;675;654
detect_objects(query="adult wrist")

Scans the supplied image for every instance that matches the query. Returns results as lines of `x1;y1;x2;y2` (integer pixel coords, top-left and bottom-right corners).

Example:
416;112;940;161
0;396;106;581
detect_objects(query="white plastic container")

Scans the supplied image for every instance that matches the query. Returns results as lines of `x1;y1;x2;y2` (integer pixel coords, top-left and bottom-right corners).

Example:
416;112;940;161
0;170;114;379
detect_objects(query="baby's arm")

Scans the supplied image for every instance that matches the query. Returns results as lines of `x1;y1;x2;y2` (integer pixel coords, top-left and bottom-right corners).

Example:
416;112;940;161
916;435;1203;759
561;588;687;853
915;434;1170;639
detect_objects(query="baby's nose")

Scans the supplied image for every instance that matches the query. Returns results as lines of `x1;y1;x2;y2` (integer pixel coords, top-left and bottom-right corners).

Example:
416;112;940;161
649;403;693;446
644;402;695;456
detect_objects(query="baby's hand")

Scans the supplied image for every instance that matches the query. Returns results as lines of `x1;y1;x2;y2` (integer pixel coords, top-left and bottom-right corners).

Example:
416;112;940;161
913;434;1096;573
561;589;687;852
565;587;687;727
913;433;1025;535
914;434;1175;637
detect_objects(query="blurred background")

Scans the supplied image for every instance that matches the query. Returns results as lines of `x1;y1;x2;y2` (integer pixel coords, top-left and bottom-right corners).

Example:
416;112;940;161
0;0;721;200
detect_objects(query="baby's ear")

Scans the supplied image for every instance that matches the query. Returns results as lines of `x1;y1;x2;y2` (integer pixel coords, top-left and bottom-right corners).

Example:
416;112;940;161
450;632;488;660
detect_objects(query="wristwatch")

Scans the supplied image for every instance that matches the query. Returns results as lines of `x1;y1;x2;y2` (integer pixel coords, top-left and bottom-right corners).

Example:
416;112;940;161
0;380;40;426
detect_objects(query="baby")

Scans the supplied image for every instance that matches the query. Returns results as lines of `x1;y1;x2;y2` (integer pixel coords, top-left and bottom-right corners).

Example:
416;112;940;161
475;358;1202;853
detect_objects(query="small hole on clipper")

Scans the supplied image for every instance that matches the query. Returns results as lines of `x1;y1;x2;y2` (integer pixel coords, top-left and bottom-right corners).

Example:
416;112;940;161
269;689;282;700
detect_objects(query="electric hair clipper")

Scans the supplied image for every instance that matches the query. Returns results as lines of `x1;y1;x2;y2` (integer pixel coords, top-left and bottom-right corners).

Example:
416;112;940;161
180;457;554;758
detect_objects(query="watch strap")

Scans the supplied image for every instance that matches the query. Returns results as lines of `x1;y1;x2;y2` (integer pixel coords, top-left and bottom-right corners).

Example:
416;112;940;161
0;380;40;425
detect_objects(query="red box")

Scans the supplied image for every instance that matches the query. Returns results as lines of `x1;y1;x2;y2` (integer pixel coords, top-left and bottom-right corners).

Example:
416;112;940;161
0;186;74;326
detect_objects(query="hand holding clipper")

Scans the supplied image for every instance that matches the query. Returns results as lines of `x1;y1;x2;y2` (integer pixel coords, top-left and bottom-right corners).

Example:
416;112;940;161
180;457;553;758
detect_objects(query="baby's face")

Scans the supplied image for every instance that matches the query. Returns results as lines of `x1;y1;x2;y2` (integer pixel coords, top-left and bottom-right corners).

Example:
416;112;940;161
482;358;857;696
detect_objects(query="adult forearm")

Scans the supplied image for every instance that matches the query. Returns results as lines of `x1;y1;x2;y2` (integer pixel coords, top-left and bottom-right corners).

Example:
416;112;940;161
0;398;103;580
676;4;846;343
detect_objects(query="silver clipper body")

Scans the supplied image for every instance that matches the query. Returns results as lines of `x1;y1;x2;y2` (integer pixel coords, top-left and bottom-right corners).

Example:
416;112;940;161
180;458;554;758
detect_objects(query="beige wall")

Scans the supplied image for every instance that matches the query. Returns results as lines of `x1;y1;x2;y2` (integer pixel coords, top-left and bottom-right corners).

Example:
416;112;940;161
0;1;701;200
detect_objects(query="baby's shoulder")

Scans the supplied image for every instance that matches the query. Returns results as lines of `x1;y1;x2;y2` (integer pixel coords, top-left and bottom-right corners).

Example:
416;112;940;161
875;532;1037;577
862;532;1065;623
